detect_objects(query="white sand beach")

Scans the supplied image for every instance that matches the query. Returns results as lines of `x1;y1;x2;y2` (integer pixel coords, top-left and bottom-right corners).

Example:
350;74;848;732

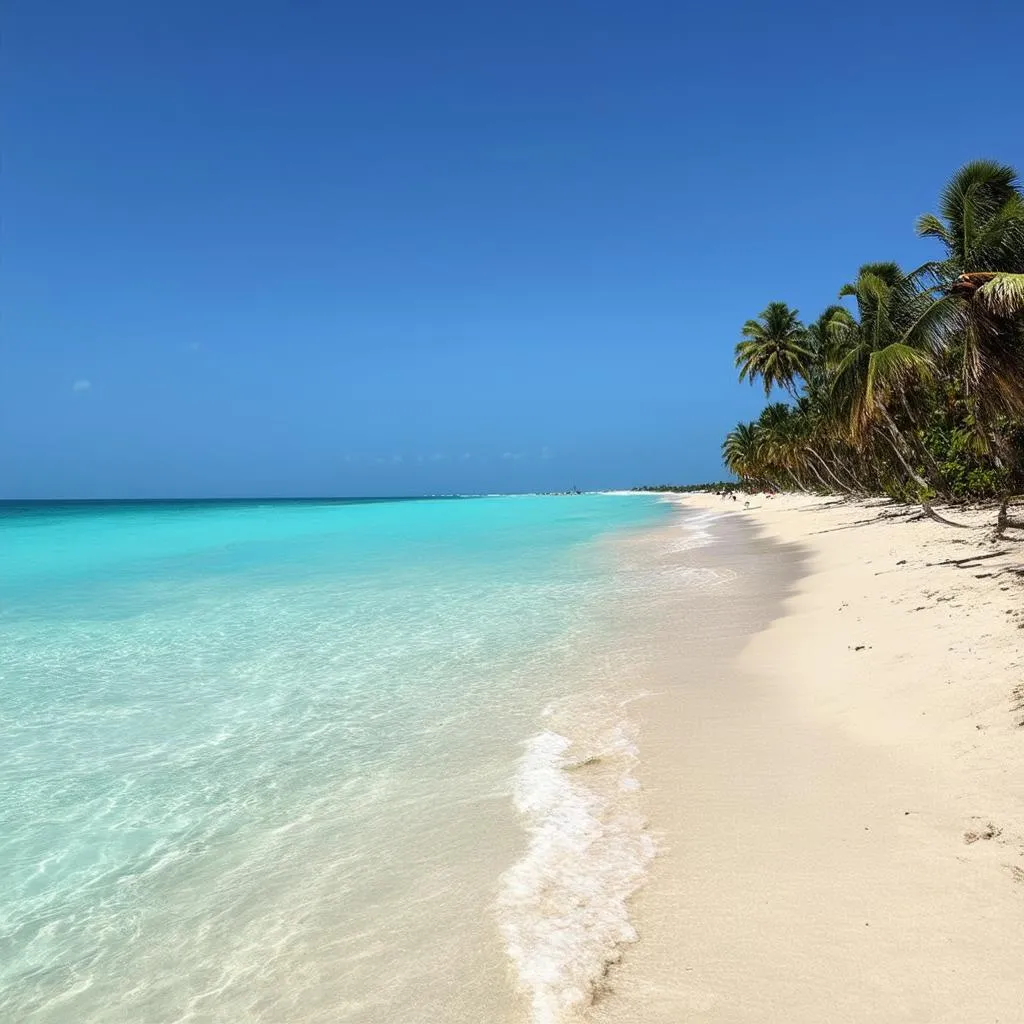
595;494;1024;1023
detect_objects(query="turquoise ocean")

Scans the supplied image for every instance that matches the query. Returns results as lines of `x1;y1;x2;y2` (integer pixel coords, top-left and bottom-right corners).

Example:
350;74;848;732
0;494;677;1024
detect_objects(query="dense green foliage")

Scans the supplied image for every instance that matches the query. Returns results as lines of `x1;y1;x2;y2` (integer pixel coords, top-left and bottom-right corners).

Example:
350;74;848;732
724;160;1024;501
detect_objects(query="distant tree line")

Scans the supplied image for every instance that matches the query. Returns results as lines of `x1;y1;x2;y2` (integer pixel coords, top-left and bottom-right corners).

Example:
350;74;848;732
633;482;741;494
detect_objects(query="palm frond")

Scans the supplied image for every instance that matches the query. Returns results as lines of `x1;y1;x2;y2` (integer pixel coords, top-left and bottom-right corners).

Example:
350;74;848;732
938;160;1020;228
901;293;962;355
975;273;1024;317
914;213;951;245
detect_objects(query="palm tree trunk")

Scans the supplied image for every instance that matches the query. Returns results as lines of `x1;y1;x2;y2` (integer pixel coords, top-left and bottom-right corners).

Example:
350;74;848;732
808;459;833;492
804;446;849;493
827;440;866;492
895;393;949;497
876;405;970;526
798;456;830;492
782;467;807;493
876;404;932;493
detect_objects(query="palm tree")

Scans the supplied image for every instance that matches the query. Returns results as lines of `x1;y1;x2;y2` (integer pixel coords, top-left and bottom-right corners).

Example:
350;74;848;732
734;302;812;398
722;422;763;485
793;394;863;493
804;305;853;365
945;270;1024;423
920;163;1024;423
916;160;1024;284
829;262;953;494
794;305;873;493
754;404;801;489
759;402;839;492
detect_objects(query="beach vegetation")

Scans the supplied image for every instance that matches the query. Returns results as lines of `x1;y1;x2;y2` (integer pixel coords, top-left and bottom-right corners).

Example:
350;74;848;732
724;159;1024;508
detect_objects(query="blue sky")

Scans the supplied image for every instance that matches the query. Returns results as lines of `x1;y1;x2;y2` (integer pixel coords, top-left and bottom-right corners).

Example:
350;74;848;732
4;1;1023;497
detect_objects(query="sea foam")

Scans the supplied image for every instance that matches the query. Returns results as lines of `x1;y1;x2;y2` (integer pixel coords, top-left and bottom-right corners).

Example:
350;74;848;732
498;714;654;1024
664;508;721;553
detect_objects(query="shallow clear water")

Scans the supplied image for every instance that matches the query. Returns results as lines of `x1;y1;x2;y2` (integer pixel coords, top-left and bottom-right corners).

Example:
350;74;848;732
0;495;672;1023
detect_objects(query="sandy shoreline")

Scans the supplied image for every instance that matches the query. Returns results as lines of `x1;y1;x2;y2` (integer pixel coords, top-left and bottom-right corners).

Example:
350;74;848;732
597;493;1024;1023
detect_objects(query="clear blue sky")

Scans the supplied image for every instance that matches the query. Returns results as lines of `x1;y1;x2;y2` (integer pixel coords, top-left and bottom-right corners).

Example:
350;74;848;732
4;1;1023;498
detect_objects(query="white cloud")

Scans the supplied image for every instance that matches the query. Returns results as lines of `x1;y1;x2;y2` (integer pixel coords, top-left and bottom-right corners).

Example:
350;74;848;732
461;452;471;460
429;452;446;462
502;451;524;461
72;379;91;393
392;455;403;464
541;446;553;459
186;341;201;352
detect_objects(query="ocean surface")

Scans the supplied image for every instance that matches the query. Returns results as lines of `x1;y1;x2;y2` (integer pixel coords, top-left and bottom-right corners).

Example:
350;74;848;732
0;494;683;1024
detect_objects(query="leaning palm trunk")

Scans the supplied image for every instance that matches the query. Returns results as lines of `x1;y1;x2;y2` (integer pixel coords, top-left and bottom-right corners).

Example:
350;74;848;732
800;455;833;492
895;393;950;498
875;405;970;526
804;445;852;493
875;404;932;492
828;440;867;492
781;466;808;493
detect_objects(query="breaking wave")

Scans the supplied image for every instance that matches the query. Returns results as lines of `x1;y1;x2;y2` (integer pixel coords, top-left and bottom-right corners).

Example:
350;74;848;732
498;713;654;1023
